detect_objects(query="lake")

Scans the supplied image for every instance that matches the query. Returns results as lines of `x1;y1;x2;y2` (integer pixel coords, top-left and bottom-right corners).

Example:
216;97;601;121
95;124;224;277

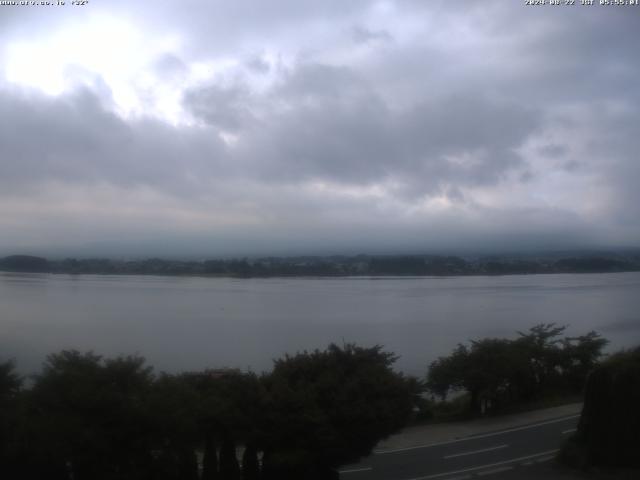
1;272;639;376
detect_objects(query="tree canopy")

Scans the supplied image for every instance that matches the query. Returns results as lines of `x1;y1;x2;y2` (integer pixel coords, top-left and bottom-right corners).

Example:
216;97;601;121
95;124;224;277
426;324;608;414
0;344;416;479
260;344;415;478
560;346;640;468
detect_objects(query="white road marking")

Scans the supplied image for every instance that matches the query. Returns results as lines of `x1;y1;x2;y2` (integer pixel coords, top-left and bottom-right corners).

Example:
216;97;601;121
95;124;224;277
477;465;513;476
339;466;373;474
443;444;508;459
375;415;579;454
562;428;577;434
401;449;559;480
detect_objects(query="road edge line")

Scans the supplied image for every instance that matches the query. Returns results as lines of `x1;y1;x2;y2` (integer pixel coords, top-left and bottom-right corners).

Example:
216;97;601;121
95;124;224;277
375;414;579;454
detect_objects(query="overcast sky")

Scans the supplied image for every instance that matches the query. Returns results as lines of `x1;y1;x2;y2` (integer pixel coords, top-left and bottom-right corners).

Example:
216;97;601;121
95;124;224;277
1;1;638;257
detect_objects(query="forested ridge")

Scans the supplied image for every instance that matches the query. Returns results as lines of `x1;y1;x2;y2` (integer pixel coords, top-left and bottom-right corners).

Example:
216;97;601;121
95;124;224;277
1;252;639;277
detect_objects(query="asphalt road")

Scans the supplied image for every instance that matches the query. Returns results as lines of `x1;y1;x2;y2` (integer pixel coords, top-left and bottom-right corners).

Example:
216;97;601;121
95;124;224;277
339;414;579;480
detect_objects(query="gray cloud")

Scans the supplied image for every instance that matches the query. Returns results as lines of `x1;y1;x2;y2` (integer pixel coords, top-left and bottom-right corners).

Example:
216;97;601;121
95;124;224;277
152;54;189;82
0;1;638;255
351;26;392;45
538;144;567;159
184;84;254;132
0;88;226;194
183;61;540;196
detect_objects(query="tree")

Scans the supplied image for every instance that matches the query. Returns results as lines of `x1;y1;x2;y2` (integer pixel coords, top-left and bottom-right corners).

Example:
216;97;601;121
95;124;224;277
560;331;608;391
464;339;520;414
426;344;468;401
427;340;523;414
560;346;640;468
202;434;219;480
182;368;265;480
241;443;260;480
146;373;201;480
0;360;21;400
260;344;415;478
3;345;415;479
514;323;567;397
426;325;609;415
0;360;23;477
219;434;241;480
28;351;156;480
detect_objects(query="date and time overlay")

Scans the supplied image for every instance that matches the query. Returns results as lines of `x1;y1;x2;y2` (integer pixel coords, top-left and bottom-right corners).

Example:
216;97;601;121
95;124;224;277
526;0;639;6
0;0;639;7
0;1;88;6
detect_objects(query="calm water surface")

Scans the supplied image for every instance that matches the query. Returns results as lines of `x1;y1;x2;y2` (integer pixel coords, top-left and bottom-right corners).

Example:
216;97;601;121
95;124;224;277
1;272;639;375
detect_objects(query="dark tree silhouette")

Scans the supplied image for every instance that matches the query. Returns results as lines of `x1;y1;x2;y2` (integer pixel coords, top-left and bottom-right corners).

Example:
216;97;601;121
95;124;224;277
241;443;260;480
2;344;415;479
427;325;609;414
219;434;241;480
202;434;219;479
576;347;640;467
0;360;23;477
260;343;415;478
427;339;518;414
561;346;640;468
25;351;156;479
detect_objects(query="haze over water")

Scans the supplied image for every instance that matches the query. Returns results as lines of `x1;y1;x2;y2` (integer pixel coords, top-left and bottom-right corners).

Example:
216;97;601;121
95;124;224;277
2;271;639;376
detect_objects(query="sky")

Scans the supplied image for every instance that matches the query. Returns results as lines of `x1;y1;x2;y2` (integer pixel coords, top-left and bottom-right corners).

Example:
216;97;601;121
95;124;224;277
0;1;639;257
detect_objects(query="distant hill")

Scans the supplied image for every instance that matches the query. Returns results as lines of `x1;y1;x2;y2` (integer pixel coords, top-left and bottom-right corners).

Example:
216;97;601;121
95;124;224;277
0;255;49;272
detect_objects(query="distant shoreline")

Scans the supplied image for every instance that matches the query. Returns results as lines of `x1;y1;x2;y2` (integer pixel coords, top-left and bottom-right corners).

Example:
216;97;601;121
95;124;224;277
2;271;640;282
2;253;639;278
